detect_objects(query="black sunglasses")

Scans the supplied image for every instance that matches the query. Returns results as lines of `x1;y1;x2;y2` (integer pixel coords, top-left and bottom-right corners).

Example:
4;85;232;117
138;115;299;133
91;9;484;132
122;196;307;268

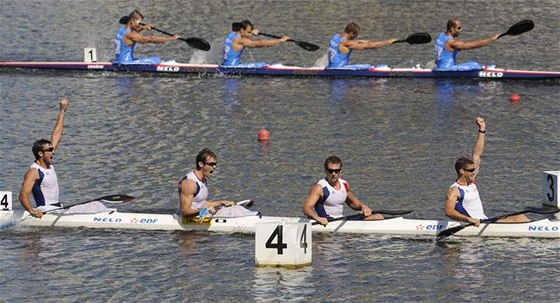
42;147;55;153
463;168;476;173
326;168;341;174
205;161;217;167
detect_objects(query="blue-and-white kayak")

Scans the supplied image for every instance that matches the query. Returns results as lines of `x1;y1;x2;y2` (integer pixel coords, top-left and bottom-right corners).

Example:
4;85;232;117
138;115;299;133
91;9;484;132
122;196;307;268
1;61;559;79
1;210;558;238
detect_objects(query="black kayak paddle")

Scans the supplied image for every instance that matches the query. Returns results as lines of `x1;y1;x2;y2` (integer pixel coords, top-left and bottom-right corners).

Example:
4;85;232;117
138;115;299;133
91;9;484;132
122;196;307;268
395;32;432;44
118;16;210;51
498;20;534;39
258;33;320;51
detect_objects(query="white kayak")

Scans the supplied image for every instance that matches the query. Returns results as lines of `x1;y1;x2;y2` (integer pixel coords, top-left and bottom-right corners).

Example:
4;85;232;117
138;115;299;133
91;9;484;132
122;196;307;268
1;210;558;238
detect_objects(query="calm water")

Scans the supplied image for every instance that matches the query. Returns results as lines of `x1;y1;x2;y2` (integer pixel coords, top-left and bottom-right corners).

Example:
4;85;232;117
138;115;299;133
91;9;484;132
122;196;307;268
1;1;559;302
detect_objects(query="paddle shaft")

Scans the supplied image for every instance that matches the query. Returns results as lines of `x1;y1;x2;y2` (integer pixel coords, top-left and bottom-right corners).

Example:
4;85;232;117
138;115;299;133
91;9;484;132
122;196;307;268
436;207;557;241
120;18;191;43
311;210;412;225
140;24;189;43
131;22;210;51
258;32;296;43
199;199;255;218
42;194;135;214
119;18;184;41
258;33;319;51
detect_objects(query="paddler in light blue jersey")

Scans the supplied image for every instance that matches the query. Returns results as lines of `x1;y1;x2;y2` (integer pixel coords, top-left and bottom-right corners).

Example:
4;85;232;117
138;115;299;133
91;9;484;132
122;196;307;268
221;20;289;67
434;17;500;71
114;10;180;64
327;22;397;69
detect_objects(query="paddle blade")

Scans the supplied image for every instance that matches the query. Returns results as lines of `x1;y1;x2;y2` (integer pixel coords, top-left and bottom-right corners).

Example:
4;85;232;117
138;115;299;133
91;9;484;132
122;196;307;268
99;194;135;203
295;41;320;51
436;224;471;241
499;20;534;38
119;16;129;25
232;22;242;32
236;199;255;208
397;32;432;44
183;37;211;51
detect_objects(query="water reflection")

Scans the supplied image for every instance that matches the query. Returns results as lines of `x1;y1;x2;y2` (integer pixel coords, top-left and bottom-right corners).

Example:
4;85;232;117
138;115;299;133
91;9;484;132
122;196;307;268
224;78;241;108
436;241;484;289
258;140;270;154
18;232;44;261
329;79;350;102
252;266;315;302
434;79;481;104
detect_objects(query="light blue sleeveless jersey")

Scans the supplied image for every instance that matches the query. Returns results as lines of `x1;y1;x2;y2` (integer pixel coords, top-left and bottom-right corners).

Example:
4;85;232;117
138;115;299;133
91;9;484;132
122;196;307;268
327;34;351;68
434;32;482;71
113;27;161;64
222;32;242;66
434;33;457;69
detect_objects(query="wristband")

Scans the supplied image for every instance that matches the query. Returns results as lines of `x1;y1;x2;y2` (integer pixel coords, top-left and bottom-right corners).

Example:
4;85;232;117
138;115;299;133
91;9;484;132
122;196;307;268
478;130;485;133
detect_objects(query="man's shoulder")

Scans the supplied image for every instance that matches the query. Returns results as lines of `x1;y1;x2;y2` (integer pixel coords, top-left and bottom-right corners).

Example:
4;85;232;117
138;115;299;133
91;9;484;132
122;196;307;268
23;165;40;179
235;36;252;45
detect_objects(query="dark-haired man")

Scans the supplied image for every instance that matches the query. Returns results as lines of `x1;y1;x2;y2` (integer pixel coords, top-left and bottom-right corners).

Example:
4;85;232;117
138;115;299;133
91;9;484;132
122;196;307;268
434;17;500;70
303;156;384;226
114;10;180;64
19;99;68;218
444;117;529;225
327;22;397;68
177;148;236;218
221;20;289;67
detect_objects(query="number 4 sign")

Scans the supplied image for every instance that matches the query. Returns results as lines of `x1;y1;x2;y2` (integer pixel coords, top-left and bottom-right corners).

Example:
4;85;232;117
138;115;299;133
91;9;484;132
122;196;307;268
255;221;312;267
1;191;13;211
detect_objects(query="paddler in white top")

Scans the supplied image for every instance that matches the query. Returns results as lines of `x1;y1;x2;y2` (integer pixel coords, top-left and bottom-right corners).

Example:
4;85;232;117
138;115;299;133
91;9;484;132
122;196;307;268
303;156;384;226
444;117;529;225
177;148;235;218
19;99;68;218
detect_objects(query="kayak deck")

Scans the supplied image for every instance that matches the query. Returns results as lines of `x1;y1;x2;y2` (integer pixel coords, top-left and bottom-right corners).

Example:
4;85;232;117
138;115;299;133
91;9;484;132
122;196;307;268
1;61;559;79
2;210;558;238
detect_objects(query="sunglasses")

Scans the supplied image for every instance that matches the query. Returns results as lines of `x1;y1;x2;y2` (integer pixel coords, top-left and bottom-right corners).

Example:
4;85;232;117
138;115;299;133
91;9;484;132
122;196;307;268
326;168;341;174
205;161;217;167
42;147;55;153
463;168;476;173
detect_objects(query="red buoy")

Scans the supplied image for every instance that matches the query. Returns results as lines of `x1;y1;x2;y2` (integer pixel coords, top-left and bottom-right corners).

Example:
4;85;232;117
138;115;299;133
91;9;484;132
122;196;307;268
510;94;521;103
258;129;270;141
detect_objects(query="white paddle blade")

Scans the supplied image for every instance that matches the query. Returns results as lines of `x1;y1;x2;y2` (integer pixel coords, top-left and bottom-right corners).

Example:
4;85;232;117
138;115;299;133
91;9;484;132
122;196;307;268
236;199;255;208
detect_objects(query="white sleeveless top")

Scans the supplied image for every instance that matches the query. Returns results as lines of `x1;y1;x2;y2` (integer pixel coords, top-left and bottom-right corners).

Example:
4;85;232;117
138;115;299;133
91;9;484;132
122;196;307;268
178;171;208;212
314;178;350;219
30;162;59;207
449;181;488;219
